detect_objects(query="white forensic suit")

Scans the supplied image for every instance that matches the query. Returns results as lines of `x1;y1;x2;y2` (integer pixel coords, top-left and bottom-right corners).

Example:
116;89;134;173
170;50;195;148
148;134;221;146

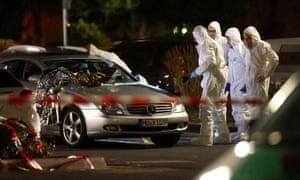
208;21;229;136
190;25;230;146
225;27;249;142
243;26;279;121
208;21;228;61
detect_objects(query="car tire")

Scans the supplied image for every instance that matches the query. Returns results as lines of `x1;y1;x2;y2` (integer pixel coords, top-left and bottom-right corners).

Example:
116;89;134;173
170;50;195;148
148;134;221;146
60;107;88;148
150;134;181;147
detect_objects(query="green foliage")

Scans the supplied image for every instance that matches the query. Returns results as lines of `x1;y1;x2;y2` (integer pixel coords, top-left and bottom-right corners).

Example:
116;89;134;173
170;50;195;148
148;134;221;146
98;0;140;16
69;19;112;49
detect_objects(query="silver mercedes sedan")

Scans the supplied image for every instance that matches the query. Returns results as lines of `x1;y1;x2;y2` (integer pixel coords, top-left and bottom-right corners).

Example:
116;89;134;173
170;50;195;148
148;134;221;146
0;45;189;148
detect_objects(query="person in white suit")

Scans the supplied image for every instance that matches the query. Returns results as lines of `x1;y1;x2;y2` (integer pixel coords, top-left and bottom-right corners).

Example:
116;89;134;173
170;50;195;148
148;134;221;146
208;21;228;61
189;25;230;146
224;27;250;142
242;26;279;122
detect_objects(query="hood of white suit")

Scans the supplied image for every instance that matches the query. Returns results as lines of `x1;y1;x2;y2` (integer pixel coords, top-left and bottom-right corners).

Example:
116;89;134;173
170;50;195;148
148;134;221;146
208;21;223;40
225;27;242;48
243;26;261;48
193;25;211;44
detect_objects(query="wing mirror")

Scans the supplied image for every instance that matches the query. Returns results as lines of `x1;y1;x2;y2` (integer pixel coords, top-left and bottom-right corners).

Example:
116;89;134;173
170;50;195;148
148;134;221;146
135;74;148;85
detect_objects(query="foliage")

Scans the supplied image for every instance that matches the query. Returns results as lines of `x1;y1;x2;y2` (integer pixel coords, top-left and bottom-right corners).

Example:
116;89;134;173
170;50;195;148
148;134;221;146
162;42;201;121
0;0;250;44
69;0;248;40
163;43;199;95
69;19;112;49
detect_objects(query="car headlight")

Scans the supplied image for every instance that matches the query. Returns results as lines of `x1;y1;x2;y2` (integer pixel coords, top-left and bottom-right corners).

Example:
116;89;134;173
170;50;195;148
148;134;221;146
100;104;125;115
174;103;186;113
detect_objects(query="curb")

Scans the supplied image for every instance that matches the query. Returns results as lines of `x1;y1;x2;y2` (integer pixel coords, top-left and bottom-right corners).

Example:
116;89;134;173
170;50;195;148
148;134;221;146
187;123;237;133
1;156;108;172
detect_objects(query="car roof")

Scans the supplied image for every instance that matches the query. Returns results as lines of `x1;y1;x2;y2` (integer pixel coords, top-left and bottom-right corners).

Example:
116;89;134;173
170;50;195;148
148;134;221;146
0;45;105;68
111;38;193;49
265;37;300;53
0;45;89;59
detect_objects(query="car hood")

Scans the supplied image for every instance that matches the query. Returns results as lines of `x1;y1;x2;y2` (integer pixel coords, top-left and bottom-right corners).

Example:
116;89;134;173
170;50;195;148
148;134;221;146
63;83;175;103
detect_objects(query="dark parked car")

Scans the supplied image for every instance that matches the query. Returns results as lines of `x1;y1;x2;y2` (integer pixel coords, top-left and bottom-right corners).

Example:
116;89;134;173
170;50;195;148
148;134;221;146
266;37;300;95
110;38;194;94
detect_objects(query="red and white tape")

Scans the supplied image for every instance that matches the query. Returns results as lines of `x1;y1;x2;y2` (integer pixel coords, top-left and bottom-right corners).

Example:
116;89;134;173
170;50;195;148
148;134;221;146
0;93;267;106
0;120;43;171
67;154;95;170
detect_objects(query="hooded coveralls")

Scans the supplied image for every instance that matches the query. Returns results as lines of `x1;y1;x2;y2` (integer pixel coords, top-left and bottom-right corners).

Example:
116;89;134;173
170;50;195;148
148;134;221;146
243;26;279;121
190;25;230;146
225;27;250;142
208;21;228;61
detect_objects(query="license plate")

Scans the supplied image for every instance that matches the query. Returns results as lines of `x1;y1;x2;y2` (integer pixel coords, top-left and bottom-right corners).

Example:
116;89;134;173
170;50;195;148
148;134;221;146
139;119;168;127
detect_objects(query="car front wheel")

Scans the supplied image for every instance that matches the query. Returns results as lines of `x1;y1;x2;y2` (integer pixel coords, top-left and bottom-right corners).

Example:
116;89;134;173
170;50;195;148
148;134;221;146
150;134;181;147
60;107;88;148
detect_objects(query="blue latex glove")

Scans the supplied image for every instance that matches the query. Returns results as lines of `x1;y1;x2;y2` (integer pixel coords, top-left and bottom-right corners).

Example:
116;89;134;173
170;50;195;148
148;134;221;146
190;71;198;78
240;85;246;93
224;82;230;94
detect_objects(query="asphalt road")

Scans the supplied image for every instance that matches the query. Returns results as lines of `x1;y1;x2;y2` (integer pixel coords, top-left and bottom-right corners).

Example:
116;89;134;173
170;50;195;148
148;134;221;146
0;132;234;180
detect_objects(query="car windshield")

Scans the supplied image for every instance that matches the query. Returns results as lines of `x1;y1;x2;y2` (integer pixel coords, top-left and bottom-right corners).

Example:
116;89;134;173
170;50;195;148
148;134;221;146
44;58;137;87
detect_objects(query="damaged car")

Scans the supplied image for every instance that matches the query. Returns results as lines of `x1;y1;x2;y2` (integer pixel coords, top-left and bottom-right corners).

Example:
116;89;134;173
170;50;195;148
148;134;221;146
0;45;189;148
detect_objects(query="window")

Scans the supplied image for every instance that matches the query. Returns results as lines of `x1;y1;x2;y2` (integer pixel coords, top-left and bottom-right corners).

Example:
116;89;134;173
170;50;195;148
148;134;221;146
0;70;22;88
4;60;22;79
23;62;42;80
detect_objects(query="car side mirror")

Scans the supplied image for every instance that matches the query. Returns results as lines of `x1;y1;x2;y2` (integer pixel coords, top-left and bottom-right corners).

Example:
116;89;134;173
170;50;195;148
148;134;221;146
135;74;148;85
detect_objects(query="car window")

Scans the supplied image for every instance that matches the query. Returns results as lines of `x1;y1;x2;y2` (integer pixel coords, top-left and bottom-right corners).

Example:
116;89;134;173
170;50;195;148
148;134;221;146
0;70;22;88
278;53;300;65
23;62;42;81
3;60;42;81
44;58;136;87
3;60;23;79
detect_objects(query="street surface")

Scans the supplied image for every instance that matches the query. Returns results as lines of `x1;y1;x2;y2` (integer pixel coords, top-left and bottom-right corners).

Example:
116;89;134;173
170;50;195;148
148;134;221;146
0;132;234;180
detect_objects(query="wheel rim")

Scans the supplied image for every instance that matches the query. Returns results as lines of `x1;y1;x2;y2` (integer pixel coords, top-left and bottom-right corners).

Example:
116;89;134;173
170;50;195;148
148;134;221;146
62;111;82;145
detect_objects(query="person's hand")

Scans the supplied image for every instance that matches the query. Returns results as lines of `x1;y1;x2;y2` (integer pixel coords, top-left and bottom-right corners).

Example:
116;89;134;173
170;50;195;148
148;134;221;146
257;76;265;83
224;82;230;94
190;71;198;78
240;85;246;93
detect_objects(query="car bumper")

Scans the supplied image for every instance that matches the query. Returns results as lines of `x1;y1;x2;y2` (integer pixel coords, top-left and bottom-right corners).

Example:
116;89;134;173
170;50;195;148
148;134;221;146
83;110;189;138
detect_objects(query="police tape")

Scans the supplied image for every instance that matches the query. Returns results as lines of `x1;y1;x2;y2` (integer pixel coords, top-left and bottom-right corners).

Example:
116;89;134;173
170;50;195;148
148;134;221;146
0;93;267;106
67;154;95;170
